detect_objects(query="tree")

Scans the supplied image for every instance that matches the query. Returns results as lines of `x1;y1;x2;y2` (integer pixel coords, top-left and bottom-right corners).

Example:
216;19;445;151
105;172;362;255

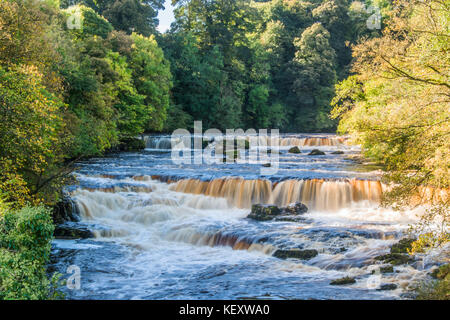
0;65;67;206
129;33;172;132
312;0;352;77
291;23;337;132
63;0;164;36
331;0;449;251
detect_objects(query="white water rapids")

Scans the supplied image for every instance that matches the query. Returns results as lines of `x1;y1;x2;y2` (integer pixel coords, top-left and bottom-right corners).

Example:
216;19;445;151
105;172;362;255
50;134;447;299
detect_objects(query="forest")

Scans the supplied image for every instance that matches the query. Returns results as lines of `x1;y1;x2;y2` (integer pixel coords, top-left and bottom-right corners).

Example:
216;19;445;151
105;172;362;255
0;0;448;300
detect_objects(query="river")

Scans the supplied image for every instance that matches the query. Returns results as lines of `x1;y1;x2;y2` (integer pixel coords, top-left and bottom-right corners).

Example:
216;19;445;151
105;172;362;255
50;133;438;299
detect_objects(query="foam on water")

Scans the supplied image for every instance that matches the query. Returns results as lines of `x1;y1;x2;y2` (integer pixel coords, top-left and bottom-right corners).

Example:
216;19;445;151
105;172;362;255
51;134;445;300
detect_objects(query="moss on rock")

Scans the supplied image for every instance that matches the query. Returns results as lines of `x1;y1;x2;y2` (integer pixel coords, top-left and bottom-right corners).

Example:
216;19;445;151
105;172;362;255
273;249;318;260
288;146;301;154
330;277;356;285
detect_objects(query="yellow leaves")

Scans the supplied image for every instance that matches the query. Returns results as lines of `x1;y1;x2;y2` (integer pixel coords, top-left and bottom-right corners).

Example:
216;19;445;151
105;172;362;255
409;233;450;255
0;63;66;207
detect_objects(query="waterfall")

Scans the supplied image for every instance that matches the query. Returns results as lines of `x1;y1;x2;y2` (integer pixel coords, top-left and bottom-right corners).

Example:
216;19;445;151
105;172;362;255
142;134;348;150
143;135;172;149
170;177;383;211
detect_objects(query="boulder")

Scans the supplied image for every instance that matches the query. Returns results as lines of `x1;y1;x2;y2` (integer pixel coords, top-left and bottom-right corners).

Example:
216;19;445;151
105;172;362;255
377;284;398;291
54;222;94;239
308;149;325;156
288;146;301;154
53;197;80;224
330;276;356;285
262;163;271;167
283;202;308;215
374;253;414;266
372;265;394;274
380;265;394;273
331;151;344;155
247;204;282;221
273;249;318;260
390;238;415;254
247;202;308;221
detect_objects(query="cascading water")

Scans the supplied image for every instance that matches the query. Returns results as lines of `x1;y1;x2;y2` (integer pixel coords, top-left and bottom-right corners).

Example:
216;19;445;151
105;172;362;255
50;134;444;300
142;133;349;150
170;177;383;210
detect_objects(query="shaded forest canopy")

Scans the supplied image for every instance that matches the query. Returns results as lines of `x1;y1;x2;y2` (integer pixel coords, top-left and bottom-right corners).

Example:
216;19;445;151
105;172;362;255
61;0;385;133
0;0;387;204
161;0;384;132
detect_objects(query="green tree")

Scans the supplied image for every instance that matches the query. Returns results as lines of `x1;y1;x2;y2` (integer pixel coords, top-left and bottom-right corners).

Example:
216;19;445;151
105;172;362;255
331;0;449;253
0;65;67;206
291;22;337;132
129;33;172;132
0;203;61;300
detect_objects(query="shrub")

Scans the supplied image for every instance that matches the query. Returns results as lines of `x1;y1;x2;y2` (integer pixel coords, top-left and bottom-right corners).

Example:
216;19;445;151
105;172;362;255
0;204;62;300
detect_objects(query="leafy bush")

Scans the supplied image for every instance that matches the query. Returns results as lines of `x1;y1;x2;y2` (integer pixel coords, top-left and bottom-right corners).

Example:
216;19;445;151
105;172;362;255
0;203;62;300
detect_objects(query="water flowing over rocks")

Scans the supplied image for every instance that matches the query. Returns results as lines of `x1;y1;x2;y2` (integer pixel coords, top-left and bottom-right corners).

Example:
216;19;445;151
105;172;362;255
48;133;441;300
54;222;94;239
53;196;80;224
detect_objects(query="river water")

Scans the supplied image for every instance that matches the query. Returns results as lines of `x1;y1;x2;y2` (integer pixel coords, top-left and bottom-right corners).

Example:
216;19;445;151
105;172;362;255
50;133;440;300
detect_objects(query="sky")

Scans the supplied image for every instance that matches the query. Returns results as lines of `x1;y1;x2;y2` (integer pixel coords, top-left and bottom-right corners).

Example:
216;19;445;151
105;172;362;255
157;0;176;33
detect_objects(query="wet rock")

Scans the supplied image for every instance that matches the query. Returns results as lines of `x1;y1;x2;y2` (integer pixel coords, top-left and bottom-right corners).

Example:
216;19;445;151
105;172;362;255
374;253;414;266
53;197;80;224
247;202;308;221
308;149;325;156
390;238;415;254
380;265;394;273
372;265;394;274
288;146;301;154
248;204;282;221
262;163;271;167
283;202;308;215
377;284;398;291
274;216;308;222
54;222;94;239
267;149;281;154
430;264;450;280
331;151;344;155
330;276;356;285
273;249;318;260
